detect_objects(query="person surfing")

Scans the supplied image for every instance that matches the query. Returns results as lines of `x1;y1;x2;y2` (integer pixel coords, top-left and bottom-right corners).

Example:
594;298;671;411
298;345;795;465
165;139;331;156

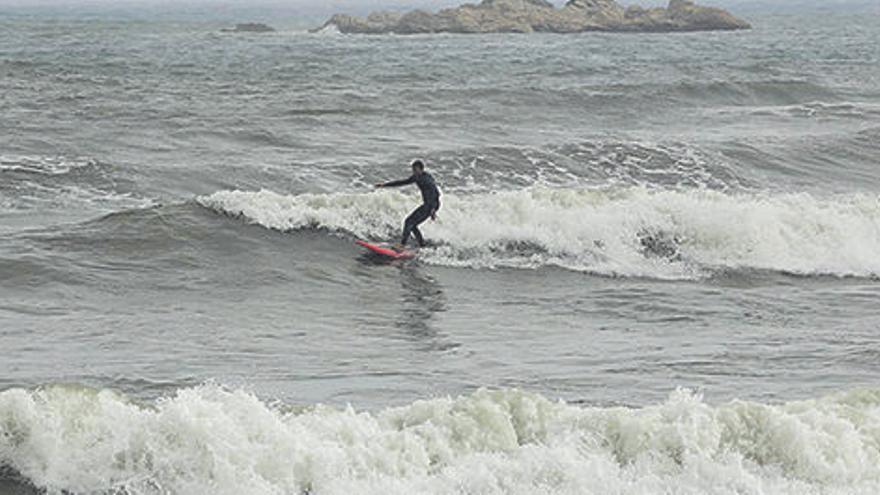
375;160;441;250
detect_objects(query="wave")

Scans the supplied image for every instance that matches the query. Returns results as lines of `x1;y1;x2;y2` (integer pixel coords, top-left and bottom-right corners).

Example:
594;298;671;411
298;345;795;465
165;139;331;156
0;155;98;176
0;155;151;230
443;80;842;111
1;385;879;495
422;140;751;193
598;80;839;107
738;101;880;120
199;187;880;279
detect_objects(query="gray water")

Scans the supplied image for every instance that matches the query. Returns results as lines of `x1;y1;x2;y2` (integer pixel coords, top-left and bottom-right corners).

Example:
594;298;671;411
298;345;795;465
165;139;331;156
1;9;880;495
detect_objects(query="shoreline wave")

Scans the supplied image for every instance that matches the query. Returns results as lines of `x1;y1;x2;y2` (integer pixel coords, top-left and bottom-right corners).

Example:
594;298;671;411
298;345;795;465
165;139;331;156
1;384;879;495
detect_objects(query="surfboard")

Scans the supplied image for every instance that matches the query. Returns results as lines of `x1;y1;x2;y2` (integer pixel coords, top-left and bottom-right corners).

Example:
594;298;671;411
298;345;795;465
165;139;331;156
356;240;417;260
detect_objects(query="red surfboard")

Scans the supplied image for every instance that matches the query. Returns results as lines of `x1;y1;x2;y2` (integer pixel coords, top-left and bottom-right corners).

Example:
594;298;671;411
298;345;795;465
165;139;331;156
356;240;417;260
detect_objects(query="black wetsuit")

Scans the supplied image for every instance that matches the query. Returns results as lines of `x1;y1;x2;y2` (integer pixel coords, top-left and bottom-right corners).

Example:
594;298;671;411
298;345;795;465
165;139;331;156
383;172;441;247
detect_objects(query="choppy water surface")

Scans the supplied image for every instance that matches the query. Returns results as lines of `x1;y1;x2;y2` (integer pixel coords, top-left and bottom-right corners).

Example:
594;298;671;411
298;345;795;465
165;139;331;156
1;9;880;495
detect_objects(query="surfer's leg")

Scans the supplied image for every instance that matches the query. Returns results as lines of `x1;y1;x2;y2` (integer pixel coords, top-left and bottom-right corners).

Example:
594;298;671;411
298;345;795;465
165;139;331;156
401;205;430;246
401;208;419;246
414;201;439;247
411;225;425;247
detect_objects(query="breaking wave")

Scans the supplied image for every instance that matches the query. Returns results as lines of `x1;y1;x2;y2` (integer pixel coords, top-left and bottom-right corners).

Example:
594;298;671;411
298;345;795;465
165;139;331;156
199;187;880;279
1;385;879;495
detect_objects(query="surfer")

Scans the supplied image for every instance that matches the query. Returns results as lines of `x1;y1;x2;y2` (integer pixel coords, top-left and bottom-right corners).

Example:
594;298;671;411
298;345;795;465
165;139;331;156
375;160;441;248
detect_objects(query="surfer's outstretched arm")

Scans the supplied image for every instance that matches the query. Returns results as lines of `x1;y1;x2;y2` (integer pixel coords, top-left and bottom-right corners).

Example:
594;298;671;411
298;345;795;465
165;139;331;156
376;175;415;188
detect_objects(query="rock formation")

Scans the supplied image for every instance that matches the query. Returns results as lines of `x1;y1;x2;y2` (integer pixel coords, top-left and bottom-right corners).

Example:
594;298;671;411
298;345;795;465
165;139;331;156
315;0;749;34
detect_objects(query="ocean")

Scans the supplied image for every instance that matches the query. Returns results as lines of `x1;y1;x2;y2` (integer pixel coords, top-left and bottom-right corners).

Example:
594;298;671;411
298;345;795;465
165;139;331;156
1;7;880;494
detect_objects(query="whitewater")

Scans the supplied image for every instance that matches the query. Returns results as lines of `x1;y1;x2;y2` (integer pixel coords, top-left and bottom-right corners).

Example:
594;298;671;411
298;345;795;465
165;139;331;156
201;187;880;279
3;385;880;495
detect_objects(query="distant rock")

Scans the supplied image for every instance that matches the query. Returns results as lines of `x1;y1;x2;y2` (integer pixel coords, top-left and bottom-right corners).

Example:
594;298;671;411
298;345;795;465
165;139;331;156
222;23;276;34
314;0;749;34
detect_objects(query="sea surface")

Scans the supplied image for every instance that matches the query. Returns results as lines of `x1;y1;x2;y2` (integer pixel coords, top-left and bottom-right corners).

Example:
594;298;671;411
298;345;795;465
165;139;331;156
1;7;880;495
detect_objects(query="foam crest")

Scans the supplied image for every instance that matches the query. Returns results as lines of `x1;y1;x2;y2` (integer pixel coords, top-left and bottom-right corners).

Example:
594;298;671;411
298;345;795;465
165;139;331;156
199;187;880;279
2;386;880;495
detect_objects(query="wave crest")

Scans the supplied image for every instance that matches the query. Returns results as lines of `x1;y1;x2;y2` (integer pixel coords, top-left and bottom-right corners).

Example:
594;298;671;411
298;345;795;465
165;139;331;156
199;187;880;279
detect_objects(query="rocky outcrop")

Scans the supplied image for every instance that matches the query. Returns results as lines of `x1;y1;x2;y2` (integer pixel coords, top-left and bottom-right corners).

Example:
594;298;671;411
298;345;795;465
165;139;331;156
314;0;749;34
221;23;276;33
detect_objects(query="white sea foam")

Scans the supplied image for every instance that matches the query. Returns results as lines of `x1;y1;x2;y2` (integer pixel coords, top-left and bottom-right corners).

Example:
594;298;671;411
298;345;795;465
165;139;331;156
199;187;880;279
1;385;880;495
